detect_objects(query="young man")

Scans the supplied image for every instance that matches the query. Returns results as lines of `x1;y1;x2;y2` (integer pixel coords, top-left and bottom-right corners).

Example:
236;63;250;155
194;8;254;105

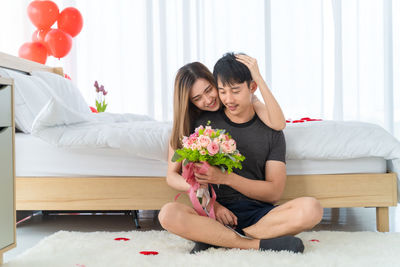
159;53;323;254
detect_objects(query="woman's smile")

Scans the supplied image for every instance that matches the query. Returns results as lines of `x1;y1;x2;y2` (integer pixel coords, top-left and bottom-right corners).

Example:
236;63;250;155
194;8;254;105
206;99;217;109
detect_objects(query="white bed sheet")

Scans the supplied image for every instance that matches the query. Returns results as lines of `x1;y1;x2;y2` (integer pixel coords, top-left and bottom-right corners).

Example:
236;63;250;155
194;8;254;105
15;134;387;177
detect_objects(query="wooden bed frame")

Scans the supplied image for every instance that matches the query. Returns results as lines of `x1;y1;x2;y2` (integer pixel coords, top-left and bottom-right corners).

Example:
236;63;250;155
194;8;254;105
1;51;397;232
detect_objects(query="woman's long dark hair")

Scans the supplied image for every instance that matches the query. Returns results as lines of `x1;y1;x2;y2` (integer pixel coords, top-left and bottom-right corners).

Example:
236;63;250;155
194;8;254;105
170;62;216;149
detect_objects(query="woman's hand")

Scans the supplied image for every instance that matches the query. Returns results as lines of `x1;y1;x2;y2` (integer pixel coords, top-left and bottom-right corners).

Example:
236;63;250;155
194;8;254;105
214;202;238;227
193;163;229;185
235;54;262;83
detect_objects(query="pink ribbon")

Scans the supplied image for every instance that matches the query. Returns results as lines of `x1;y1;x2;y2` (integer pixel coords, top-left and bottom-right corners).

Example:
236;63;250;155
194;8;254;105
175;161;216;219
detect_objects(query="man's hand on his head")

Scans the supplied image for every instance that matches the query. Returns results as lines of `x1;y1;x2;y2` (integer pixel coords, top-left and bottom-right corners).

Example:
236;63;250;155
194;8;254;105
235;54;263;84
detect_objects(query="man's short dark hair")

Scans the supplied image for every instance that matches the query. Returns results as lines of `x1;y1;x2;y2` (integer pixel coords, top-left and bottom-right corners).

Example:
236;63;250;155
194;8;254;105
213;52;252;88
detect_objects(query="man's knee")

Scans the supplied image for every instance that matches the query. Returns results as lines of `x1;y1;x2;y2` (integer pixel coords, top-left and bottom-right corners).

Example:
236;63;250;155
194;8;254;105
295;197;323;229
159;202;182;230
158;202;189;231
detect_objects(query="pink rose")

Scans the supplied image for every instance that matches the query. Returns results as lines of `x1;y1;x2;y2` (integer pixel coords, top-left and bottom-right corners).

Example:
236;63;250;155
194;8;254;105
182;136;189;148
228;139;236;151
204;126;214;137
200;150;206;155
186;138;194;146
221;141;231;153
198;135;211;148
190;132;199;139
207;142;219;156
190;142;201;150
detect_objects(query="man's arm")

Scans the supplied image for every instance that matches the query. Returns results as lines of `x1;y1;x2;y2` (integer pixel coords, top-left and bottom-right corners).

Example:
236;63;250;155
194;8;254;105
194;160;287;204
225;160;286;203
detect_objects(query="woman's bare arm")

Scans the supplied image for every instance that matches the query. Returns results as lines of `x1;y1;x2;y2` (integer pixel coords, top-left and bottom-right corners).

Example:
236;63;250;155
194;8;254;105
236;54;286;130
166;144;190;192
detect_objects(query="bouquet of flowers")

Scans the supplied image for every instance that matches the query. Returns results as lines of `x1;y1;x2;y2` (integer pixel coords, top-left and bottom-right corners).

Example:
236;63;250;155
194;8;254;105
172;122;245;218
94;81;108;112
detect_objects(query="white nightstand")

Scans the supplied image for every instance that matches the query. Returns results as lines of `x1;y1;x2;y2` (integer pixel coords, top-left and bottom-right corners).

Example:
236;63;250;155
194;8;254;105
0;77;16;265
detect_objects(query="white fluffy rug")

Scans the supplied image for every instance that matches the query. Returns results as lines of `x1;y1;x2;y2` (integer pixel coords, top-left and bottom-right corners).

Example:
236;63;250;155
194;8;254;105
5;230;400;267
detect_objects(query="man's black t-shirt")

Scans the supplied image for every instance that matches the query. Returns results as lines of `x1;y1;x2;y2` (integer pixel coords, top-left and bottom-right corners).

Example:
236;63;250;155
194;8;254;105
193;109;286;204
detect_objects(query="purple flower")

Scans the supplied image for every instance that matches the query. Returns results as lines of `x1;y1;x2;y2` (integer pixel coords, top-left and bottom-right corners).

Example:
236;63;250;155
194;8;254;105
99;85;105;92
103;90;108;96
94;81;99;92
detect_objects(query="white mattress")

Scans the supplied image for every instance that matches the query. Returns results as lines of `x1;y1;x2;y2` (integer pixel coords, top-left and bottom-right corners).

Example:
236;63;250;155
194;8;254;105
15;134;387;177
15;133;168;177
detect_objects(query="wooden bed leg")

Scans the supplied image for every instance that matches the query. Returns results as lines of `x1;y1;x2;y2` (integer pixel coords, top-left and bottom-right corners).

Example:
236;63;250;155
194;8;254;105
376;207;389;232
0;252;3;265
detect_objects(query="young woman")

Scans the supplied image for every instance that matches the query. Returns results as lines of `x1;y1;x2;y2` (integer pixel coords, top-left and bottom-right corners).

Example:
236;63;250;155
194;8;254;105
166;54;287;212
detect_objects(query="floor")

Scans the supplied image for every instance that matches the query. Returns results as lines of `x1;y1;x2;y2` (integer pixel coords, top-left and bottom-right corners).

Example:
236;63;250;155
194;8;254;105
3;207;399;263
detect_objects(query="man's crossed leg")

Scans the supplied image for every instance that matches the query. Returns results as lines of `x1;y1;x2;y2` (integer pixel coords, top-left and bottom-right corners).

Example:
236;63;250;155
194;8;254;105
158;197;322;253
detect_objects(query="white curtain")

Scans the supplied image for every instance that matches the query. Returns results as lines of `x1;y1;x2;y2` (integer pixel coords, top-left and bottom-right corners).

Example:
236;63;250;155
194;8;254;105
1;0;399;140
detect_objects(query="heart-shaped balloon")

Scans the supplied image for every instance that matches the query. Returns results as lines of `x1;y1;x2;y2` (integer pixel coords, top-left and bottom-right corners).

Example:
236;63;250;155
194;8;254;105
45;29;72;59
57;7;83;37
32;28;52;55
18;42;48;64
27;0;59;30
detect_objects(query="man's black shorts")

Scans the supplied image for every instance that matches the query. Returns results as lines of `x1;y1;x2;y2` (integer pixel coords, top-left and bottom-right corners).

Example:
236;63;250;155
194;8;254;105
220;199;276;235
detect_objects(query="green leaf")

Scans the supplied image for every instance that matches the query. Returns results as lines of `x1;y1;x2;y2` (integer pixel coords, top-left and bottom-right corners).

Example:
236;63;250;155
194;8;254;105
171;151;181;162
227;154;237;162
219;166;226;173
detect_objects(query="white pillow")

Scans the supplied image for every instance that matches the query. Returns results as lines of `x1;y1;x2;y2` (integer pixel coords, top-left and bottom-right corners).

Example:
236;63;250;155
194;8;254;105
0;68;52;133
31;71;90;115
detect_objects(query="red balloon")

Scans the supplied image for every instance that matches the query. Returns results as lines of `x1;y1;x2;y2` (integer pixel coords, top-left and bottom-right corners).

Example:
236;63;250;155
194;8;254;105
32;28;50;43
45;29;72;58
57;7;83;37
32;28;52;55
18;42;47;64
27;1;59;30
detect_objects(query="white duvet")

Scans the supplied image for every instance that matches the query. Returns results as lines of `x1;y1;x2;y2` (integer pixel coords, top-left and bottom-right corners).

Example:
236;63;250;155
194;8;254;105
31;98;400;198
31;98;171;161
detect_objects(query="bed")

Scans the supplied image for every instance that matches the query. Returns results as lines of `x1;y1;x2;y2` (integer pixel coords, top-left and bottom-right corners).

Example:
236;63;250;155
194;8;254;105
0;51;398;232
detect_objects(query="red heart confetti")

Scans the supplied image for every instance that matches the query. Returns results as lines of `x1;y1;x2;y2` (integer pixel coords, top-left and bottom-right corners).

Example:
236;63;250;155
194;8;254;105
114;237;130;241
287;118;322;123
300;117;311;121
75;264;86;267
310;239;320;242
140;251;159;255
